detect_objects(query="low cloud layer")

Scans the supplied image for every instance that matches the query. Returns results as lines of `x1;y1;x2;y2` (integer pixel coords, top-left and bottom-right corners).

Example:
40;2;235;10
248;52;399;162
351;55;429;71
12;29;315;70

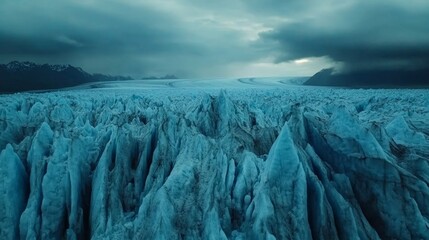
0;0;428;77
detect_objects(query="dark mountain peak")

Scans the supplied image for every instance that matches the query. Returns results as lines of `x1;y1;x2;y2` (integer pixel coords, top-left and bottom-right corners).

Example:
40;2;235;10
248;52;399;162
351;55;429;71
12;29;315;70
43;63;72;72
303;68;335;86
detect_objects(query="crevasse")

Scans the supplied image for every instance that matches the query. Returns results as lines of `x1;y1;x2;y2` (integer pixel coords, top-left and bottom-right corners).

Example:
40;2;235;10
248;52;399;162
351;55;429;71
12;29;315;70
0;88;428;239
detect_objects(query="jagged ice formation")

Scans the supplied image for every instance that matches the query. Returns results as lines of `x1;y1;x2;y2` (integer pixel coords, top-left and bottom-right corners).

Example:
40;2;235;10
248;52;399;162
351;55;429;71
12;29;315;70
0;87;429;239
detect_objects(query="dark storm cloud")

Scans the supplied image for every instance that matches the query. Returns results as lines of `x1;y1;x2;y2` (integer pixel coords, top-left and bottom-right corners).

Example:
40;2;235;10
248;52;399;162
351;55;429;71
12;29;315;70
1;0;428;77
3;2;189;70
257;0;429;72
0;0;260;77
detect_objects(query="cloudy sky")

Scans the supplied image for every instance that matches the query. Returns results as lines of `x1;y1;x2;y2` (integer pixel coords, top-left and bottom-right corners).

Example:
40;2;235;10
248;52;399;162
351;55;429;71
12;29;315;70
1;0;428;78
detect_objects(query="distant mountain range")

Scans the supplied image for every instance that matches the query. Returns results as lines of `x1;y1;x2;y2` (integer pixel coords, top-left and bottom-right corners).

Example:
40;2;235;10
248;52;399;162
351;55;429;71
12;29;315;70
304;68;429;88
0;61;134;93
0;61;177;93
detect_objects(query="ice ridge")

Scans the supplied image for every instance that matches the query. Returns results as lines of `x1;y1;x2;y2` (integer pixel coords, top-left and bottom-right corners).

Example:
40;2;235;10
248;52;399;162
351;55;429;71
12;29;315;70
0;88;428;239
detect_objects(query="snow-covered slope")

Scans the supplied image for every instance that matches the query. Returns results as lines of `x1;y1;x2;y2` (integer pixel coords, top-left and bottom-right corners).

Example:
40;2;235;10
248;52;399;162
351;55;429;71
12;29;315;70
70;76;308;90
0;86;429;239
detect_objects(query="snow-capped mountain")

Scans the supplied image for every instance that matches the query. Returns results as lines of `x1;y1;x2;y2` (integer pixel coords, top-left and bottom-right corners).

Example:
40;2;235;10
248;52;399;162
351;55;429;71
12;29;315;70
5;61;38;72
3;61;85;73
0;61;133;93
0;85;428;239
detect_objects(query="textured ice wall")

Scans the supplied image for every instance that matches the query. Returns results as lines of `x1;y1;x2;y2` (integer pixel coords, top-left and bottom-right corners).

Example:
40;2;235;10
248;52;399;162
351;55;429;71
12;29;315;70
0;88;429;239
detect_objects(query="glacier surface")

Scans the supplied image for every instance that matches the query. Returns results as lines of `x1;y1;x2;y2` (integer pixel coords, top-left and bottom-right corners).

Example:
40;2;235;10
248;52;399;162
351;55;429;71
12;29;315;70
0;84;429;239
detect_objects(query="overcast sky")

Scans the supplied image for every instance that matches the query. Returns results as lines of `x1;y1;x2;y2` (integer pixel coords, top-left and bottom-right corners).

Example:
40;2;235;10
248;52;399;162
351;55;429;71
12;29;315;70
1;0;428;78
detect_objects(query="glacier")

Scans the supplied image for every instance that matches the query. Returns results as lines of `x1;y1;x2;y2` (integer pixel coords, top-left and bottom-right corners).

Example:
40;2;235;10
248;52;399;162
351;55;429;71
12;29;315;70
0;83;429;239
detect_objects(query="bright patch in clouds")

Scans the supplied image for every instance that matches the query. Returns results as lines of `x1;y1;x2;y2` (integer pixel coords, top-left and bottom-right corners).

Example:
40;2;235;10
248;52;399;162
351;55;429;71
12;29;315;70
294;58;310;64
